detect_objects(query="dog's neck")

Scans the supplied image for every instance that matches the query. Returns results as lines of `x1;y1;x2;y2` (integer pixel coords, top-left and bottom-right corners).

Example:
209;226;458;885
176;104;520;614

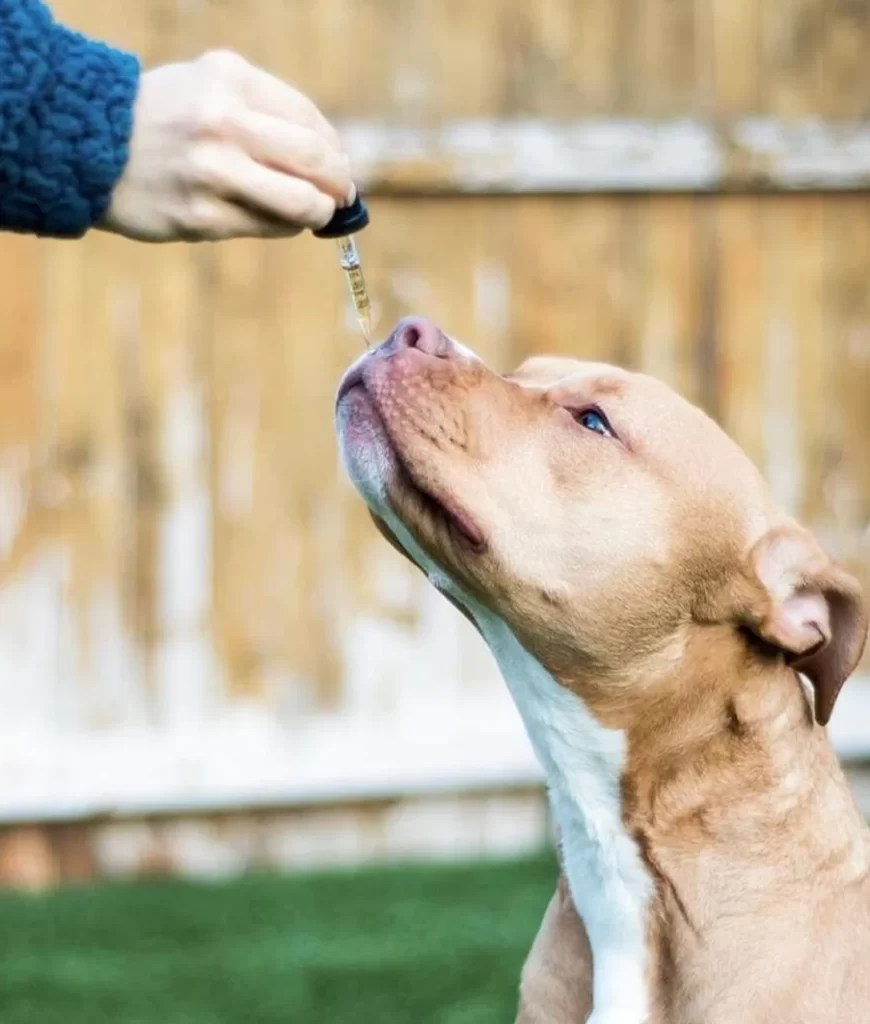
624;632;870;887
624;636;870;910
611;634;870;1020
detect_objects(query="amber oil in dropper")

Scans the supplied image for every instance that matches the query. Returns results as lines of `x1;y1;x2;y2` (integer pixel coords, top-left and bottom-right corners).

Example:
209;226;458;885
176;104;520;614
336;235;372;343
312;192;373;346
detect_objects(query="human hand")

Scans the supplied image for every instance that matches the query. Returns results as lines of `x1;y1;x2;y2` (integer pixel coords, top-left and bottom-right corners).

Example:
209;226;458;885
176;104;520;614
100;50;352;242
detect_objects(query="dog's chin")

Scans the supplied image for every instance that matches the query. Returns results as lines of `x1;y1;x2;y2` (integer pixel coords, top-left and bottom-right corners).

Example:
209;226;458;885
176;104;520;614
336;384;398;517
336;384;486;561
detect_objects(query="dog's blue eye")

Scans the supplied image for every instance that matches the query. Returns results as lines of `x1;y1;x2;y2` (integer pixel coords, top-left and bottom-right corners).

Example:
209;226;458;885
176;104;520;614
575;409;612;437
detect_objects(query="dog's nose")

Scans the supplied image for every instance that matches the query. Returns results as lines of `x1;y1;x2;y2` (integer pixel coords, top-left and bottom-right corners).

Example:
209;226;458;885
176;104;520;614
390;316;451;358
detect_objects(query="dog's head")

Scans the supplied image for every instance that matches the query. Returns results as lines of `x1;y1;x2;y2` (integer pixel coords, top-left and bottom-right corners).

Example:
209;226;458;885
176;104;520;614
335;317;866;726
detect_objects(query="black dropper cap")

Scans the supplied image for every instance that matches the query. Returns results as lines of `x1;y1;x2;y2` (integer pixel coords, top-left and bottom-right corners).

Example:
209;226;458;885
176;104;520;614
313;193;370;239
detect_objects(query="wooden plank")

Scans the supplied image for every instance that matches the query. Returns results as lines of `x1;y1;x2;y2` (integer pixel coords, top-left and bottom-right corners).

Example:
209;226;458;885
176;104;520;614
0;788;550;889
816;0;870;120
630;0;699;116
823;197;870;537
630;197;706;403
0;665;868;825
0;238;40;450
713;197;767;468
787;196;828;526
509;196;631;368
47;0;870;122
760;0;870;120
762;0;825;118
817;195;870;656
705;0;763;115
340;119;870;195
758;196;823;520
261;228;354;708
206;238;272;699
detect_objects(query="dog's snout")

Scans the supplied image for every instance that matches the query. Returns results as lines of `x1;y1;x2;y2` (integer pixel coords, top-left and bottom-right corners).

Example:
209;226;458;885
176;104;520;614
337;316;468;407
391;316;451;359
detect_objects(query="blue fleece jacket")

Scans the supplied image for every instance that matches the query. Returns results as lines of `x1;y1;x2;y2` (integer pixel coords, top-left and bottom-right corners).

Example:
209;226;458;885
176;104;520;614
0;0;140;237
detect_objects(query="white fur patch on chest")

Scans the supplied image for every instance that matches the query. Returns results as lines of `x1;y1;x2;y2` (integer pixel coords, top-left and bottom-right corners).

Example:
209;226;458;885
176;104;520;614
343;452;654;1023
474;611;653;1024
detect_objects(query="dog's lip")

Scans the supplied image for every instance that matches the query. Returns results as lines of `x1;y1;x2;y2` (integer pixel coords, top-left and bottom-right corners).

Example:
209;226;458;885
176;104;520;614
390;448;487;554
336;360;366;405
336;360;487;554
422;480;486;552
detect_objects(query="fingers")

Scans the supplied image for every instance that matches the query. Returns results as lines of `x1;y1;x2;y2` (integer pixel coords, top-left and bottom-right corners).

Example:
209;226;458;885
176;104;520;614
196;51;342;154
180;193;306;241
239;60;343;153
195;51;354;206
228;112;352;203
190;143;337;231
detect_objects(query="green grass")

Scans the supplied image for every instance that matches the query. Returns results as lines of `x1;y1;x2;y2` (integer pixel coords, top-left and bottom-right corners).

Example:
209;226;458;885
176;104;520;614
0;853;558;1024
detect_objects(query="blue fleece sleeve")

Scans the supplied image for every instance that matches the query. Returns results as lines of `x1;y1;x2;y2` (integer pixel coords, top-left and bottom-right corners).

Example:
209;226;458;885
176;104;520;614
0;0;140;237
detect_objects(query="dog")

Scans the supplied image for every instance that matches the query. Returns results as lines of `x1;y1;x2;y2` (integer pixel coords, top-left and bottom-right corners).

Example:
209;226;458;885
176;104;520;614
334;316;870;1024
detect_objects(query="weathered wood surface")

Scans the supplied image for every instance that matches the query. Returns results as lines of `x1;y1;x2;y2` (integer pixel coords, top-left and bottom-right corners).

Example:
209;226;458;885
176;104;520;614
0;1;869;877
0;787;550;890
343;119;870;194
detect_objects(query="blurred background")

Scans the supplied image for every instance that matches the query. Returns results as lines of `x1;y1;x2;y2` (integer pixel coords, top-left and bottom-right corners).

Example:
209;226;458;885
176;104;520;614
1;0;870;1017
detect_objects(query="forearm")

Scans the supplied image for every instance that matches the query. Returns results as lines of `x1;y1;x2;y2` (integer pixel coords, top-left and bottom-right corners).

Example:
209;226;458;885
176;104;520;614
0;0;140;237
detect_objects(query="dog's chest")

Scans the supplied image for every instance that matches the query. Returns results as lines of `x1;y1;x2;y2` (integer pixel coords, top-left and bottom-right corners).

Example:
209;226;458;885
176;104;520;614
472;611;655;1022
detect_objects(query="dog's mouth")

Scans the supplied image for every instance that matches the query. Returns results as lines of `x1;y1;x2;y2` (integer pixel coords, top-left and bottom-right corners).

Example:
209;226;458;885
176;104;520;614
337;368;486;554
394;454;486;553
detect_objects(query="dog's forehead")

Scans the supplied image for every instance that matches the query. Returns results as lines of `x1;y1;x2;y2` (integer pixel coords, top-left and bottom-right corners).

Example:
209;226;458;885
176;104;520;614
508;356;685;420
508;355;618;390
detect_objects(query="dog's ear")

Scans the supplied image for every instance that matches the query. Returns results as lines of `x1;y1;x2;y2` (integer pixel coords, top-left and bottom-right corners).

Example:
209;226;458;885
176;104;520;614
737;523;867;725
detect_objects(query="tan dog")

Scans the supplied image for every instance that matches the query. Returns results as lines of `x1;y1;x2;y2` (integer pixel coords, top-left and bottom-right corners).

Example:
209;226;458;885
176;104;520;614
334;317;870;1024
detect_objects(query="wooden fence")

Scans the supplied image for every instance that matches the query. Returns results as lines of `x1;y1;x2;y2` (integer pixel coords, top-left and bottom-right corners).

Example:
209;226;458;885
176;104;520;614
1;0;869;884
